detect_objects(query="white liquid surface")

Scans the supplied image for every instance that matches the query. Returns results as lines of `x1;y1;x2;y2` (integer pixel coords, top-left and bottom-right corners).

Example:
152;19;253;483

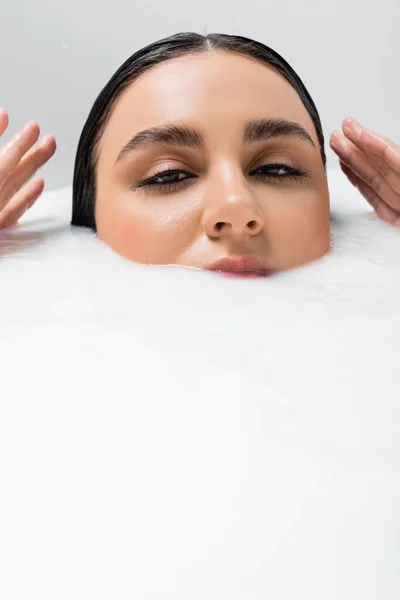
0;169;399;599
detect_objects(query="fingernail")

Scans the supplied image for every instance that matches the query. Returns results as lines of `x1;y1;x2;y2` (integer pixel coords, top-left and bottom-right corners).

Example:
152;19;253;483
331;132;349;152
330;132;339;146
343;118;362;135
40;135;51;147
394;217;400;229
347;116;361;126
22;121;35;132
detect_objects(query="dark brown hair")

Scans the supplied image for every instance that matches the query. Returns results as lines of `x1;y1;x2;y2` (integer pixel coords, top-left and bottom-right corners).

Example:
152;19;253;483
72;32;326;230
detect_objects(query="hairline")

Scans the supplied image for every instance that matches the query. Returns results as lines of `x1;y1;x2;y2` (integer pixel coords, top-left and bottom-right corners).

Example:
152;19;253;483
91;46;322;180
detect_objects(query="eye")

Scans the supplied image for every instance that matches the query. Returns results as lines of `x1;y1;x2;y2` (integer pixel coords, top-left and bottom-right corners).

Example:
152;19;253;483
131;162;309;194
131;169;195;191
249;162;308;182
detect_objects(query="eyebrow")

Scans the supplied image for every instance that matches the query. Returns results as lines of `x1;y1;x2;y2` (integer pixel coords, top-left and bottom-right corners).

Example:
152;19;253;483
115;117;316;163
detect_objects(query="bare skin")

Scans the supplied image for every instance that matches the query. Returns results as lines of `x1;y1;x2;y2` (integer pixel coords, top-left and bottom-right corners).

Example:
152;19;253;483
330;118;400;227
95;51;331;274
2;59;400;274
0;109;56;229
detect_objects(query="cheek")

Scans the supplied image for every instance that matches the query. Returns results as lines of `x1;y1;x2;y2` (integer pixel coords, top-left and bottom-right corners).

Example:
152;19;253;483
95;188;201;265
266;187;331;265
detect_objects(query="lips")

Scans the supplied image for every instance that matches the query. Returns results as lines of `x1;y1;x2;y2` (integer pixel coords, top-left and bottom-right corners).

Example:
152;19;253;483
206;255;275;277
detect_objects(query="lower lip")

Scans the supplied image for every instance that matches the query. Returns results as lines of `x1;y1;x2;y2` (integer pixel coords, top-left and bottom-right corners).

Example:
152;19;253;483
215;271;273;278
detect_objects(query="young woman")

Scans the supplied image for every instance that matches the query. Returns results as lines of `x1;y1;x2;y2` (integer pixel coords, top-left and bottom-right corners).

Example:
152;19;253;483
1;32;399;276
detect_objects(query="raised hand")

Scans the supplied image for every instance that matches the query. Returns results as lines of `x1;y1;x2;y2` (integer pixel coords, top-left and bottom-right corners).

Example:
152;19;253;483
0;108;56;229
330;117;400;227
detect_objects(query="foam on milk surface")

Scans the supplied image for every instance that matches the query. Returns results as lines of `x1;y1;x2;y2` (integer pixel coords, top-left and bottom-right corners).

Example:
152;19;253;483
0;170;399;599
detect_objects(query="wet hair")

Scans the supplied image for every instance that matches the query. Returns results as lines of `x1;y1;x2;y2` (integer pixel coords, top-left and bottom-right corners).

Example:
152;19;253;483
72;32;326;230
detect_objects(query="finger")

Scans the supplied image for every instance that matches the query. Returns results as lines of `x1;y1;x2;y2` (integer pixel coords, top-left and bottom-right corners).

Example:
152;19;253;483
339;157;399;225
339;160;358;187
360;129;400;190
0;135;56;211
343;117;400;152
0;177;44;230
0;121;40;188
0;108;9;138
356;177;400;226
330;131;400;212
341;167;399;226
341;118;400;194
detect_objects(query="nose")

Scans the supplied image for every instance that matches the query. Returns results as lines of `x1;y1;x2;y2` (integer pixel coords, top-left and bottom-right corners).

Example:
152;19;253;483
202;186;264;239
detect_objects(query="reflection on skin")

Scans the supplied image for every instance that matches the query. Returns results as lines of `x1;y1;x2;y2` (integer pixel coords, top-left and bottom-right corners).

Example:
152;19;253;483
95;52;331;276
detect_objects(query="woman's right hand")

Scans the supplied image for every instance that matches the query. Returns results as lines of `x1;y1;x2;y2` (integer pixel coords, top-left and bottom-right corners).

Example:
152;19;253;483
0;108;56;230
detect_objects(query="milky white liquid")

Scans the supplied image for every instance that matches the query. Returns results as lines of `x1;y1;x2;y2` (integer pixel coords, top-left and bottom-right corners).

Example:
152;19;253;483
0;170;399;599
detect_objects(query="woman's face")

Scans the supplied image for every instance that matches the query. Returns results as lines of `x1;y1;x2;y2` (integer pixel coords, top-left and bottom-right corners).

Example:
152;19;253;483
95;51;330;275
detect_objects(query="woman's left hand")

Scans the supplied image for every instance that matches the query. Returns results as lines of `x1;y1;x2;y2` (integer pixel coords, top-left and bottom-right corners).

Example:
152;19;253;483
330;118;400;227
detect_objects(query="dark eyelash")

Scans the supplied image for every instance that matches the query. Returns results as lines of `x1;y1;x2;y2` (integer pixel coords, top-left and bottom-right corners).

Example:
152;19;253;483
250;162;308;182
132;169;192;190
131;163;309;192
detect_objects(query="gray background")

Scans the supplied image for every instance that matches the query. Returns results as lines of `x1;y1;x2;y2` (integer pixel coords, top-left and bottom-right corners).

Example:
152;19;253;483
1;0;399;189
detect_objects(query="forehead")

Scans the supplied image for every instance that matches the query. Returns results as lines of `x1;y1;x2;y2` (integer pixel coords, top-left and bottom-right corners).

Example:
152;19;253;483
100;51;318;150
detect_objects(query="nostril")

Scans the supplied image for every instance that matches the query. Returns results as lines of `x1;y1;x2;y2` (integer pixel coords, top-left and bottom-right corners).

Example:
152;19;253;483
247;220;257;230
215;222;224;231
